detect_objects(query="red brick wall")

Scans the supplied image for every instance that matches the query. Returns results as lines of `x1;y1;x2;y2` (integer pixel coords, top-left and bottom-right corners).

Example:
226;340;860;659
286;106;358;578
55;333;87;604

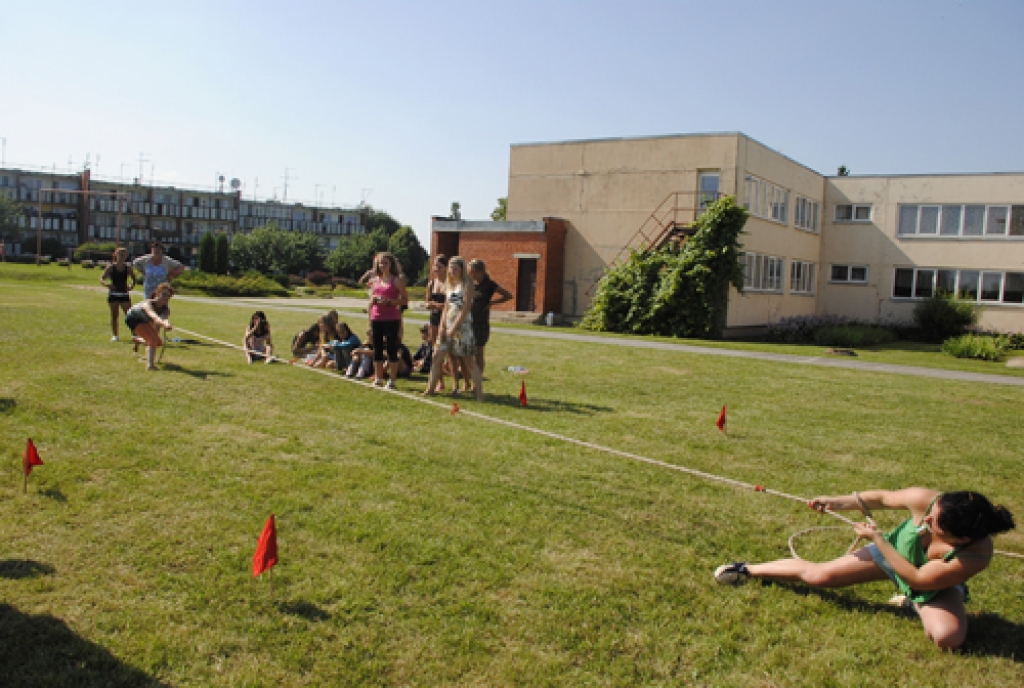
429;219;566;313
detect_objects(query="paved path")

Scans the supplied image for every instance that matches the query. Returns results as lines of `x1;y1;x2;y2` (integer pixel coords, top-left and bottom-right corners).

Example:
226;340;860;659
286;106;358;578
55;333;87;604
174;294;1024;388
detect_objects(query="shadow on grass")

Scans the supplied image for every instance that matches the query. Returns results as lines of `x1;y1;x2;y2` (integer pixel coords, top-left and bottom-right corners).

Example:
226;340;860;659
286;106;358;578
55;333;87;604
279;600;331;622
0;397;16;414
0;560;54;580
485;393;613;415
160;363;232;380
771;582;1024;662
0;603;169;687
40;486;67;502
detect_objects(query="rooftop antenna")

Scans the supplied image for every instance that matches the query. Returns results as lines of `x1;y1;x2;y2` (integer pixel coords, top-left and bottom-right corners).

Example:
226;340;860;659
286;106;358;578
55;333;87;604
218;174;226;192
1;137;6;167
68;155;73;172
253;176;259;201
282;168;296;202
360;188;372;207
138;152;150;185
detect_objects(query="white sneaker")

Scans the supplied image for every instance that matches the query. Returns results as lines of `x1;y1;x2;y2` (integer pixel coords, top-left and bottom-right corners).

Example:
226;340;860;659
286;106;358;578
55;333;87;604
111;335;119;342
714;562;751;585
385;379;396;390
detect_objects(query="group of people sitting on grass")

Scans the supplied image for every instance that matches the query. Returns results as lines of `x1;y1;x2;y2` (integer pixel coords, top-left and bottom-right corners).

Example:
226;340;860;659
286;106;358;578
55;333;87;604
257;251;511;401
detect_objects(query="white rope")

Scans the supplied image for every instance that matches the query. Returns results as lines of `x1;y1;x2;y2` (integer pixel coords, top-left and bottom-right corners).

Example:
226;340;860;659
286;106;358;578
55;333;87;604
173;326;1024;562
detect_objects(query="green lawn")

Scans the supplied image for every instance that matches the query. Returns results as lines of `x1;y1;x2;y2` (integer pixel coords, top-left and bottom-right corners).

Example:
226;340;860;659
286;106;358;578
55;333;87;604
1;269;1023;686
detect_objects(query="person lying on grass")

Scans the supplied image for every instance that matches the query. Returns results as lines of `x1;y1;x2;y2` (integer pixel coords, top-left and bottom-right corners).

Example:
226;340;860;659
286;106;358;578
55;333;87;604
244;311;273;364
125;283;174;371
715;488;1015;650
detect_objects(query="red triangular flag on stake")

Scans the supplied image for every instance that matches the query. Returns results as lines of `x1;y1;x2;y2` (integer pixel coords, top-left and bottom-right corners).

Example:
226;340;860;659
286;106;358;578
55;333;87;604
253;514;278;578
23;439;44;476
450;402;460;416
716;405;727;434
518;381;528;407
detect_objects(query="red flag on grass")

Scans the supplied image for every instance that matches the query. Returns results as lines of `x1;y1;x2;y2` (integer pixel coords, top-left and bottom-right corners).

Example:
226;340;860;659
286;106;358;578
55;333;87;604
253;514;278;577
716;405;727;433
518;381;528;407
450;402;460;416
23;439;43;475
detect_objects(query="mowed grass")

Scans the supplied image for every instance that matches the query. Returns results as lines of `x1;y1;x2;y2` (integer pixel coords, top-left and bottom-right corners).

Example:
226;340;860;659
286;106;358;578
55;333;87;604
1;274;1023;687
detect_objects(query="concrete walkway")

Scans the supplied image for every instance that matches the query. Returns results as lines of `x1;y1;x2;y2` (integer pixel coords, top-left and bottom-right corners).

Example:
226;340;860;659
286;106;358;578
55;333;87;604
174;295;1024;388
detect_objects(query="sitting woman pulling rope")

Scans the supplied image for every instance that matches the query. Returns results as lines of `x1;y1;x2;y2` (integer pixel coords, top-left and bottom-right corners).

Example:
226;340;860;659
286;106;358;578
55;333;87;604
714;488;1015;650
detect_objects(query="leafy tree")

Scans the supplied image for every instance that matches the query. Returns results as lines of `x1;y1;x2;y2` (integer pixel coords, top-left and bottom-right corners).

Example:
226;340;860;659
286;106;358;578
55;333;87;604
581;196;748;339
387;225;428;280
215;233;230;275
913;293;977;342
491;197;507;221
39;237;65;259
450;202;461;220
199;232;217;272
74;241;118;262
363;207;401;237
0;194;21;244
230;223;326;275
326;229;388;279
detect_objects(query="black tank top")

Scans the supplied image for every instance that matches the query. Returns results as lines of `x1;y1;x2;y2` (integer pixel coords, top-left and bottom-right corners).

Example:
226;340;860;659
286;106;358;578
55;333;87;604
110;264;131;293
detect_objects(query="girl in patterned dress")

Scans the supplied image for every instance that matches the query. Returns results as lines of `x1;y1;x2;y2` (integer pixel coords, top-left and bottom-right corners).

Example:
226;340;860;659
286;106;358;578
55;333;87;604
424;256;483;401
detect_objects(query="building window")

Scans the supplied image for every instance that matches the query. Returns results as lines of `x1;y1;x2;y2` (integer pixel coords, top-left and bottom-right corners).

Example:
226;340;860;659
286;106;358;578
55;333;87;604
742;252;784;292
743;175;788;224
897;204;1023;238
697;171;720;213
893;267;1024;304
830;264;868;283
793;196;820;233
790;261;816;294
835;204;872;222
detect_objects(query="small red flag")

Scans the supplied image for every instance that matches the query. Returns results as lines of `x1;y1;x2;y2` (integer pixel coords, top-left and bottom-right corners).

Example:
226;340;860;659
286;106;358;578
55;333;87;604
450;402;460;416
518;381;528;407
23;439;43;476
716;405;727;433
253;514;278;577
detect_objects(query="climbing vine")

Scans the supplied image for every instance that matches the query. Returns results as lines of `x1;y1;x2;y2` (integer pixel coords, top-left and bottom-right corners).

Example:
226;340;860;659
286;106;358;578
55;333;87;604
581;196;748;338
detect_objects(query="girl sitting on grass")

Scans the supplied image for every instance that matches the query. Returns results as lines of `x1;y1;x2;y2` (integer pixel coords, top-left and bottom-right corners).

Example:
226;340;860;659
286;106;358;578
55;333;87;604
714;488;1015;650
125;283;174;371
244;311;273;364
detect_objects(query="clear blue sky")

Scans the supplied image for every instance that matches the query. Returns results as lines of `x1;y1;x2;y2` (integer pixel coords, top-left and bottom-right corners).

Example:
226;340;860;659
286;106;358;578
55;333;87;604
2;0;1022;244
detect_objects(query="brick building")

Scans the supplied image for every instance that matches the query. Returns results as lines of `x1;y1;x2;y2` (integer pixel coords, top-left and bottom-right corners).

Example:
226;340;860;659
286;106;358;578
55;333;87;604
430;218;567;315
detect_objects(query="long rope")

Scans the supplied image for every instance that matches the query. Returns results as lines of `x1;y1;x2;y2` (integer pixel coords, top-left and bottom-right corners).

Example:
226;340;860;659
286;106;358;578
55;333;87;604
173;326;1024;562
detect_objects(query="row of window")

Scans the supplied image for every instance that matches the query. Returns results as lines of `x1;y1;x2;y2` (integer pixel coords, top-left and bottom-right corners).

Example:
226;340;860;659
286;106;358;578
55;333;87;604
893;267;1023;304
743;175;789;224
897;204;1024;238
793;197;820;232
742;253;820;295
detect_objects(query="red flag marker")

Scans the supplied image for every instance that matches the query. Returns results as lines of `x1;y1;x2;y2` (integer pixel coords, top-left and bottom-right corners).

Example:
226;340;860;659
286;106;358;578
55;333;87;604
23;439;43;493
518;381;528;407
716;405;727;434
450;402;460;416
253;514;278;578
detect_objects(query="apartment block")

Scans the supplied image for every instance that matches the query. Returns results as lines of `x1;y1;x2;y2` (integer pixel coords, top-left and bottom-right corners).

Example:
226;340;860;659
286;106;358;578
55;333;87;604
0;167;366;264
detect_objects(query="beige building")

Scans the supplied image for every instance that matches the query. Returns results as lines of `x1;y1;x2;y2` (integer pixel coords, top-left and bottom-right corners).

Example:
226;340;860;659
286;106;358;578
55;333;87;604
505;132;1024;334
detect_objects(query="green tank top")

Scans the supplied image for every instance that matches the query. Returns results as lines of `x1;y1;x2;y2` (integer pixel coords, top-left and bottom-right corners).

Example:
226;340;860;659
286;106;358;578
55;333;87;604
883;496;963;604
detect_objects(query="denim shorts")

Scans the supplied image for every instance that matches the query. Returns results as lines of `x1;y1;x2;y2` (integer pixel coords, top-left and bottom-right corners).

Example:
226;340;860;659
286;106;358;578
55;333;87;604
866;543;968;602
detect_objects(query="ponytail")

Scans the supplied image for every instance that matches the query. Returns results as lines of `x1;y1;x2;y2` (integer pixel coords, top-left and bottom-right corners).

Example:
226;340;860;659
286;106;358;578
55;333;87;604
938;491;1016;541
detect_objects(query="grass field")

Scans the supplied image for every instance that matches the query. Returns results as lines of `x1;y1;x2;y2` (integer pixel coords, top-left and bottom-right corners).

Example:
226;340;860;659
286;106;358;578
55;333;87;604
1;265;1023;687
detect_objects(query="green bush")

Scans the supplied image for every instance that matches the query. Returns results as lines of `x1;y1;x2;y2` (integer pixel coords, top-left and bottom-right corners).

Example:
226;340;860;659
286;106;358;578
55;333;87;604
941;334;1010;362
215;233;230;275
198;233;217;273
81;260;95;269
813;324;897;348
74;242;118;262
173;270;288;297
581;197;748;338
913;293;977;342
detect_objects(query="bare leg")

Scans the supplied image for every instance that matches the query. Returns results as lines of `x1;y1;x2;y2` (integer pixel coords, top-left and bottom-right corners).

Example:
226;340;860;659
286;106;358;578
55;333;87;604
109;302;120;337
747;548;889;588
388;360;399;382
917;587;968;650
373;360;385;383
462;356;483;402
475;346;486;376
425;350;446;394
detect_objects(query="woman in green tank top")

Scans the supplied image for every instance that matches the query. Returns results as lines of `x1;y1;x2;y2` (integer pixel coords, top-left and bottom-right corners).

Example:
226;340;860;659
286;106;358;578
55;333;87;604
713;488;1015;650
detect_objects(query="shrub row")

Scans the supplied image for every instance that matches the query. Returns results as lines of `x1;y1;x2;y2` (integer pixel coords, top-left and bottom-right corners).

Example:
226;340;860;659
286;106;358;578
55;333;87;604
173;270;288;297
941;334;1011;362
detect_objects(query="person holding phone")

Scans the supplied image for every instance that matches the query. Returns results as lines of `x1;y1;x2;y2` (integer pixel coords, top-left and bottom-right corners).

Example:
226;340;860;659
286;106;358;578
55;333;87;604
367;252;408;389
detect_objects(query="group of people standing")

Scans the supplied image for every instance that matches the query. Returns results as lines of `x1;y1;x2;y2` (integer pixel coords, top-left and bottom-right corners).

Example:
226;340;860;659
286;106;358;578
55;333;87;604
100;241;185;370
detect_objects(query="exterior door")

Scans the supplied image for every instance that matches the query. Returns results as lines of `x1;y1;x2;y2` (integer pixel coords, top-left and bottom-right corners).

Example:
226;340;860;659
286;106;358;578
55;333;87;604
516;258;537;311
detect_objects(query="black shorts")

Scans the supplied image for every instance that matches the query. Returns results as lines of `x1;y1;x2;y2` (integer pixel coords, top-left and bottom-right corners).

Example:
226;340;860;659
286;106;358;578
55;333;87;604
108;293;131;305
472;322;490;348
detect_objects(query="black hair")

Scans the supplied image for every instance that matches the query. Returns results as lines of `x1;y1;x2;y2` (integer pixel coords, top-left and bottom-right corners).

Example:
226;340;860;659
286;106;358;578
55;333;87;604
250;311;269;337
938;491;1015;541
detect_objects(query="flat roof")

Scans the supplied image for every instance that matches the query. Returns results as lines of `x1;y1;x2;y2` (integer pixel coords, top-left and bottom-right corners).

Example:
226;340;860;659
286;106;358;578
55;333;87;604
432;219;546;233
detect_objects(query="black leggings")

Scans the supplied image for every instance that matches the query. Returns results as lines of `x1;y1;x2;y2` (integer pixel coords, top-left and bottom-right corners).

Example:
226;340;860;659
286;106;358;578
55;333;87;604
371;319;400;362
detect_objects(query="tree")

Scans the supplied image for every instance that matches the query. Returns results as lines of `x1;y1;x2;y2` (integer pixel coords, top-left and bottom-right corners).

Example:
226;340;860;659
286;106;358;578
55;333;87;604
491;197;507;221
39;237;64;259
326;229;389;280
363;207;401;237
215;233;230;275
450;202;462;220
387;225;428;281
199;232;217;272
0;194;21;245
230;223;327;275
